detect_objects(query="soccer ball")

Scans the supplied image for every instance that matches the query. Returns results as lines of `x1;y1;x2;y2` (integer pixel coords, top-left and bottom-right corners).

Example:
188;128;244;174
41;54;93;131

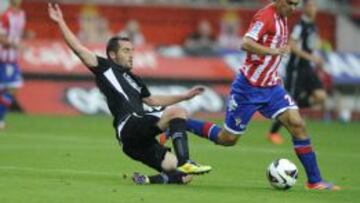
266;158;298;190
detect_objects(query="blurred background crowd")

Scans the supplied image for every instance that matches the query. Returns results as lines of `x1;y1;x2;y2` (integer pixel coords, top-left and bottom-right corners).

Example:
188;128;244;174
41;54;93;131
1;0;360;122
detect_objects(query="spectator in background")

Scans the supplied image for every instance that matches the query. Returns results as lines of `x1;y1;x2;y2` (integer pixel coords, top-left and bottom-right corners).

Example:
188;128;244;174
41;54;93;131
97;17;113;42
183;20;217;56
0;0;25;129
217;11;243;50
118;19;145;47
0;0;10;14
77;5;112;44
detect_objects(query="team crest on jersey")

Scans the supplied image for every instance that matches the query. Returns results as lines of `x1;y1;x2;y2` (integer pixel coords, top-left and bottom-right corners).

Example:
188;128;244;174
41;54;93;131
228;95;238;111
123;73;141;93
235;117;242;127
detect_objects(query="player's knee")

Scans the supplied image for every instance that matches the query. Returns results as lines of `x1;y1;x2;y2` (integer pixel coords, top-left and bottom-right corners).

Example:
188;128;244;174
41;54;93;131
313;90;327;104
288;116;305;131
161;152;178;171
217;130;239;146
165;107;188;120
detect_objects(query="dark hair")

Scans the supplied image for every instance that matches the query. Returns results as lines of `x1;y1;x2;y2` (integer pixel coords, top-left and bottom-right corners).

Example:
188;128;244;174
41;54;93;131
106;36;131;60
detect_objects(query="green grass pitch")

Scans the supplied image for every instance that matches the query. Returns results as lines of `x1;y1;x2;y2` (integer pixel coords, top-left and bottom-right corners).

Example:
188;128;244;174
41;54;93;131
1;113;359;203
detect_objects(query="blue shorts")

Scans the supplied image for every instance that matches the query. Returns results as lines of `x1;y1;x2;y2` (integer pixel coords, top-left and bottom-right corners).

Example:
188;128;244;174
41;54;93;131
224;74;298;135
0;62;23;89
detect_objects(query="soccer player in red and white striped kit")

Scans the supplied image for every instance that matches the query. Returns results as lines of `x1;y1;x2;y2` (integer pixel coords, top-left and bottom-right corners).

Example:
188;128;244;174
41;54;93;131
0;0;26;129
161;0;340;190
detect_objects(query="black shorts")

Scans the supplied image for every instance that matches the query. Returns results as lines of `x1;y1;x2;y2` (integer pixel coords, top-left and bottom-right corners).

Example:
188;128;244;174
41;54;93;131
285;61;323;105
117;111;169;172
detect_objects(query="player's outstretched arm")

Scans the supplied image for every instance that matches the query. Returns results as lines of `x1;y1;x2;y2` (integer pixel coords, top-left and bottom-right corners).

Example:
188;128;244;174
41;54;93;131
289;39;323;66
143;86;205;107
48;3;98;68
242;37;289;56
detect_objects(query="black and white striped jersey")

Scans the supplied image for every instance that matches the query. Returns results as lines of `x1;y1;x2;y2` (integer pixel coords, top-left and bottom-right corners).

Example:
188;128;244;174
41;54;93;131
89;56;151;127
287;15;319;68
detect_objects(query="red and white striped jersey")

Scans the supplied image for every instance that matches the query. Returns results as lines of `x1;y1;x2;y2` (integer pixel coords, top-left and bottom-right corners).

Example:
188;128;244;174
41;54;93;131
0;8;26;63
241;4;288;87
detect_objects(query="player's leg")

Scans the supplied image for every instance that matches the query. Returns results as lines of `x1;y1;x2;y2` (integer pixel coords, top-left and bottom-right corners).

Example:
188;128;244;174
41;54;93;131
122;141;193;185
132;152;193;185
258;85;339;190
160;92;257;146
161;76;259;146
155;107;211;174
119;112;175;173
185;94;256;147
0;64;8;128
265;63;298;143
302;63;327;107
118;115;193;184
0;63;23;129
308;75;328;120
312;88;332;121
183;118;222;143
277;109;340;190
173;118;235;146
310;89;327;106
159;118;225;145
0;89;13;129
156;106;190;166
217;76;266;145
132;170;192;185
266;120;284;144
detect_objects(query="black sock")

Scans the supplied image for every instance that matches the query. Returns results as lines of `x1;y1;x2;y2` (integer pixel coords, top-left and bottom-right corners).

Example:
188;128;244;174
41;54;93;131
169;118;189;166
270;120;282;133
148;172;169;184
149;171;187;184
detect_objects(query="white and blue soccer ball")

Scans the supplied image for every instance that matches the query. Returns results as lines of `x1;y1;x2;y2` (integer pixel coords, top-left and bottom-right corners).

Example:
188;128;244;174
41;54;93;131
266;158;298;190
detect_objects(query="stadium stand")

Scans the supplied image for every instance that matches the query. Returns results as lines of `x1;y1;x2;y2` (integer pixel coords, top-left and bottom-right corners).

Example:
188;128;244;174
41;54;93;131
2;0;359;121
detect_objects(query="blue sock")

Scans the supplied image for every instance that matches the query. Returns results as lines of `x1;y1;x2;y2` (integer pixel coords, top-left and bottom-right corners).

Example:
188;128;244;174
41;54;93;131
293;137;322;184
164;119;221;143
0;104;6;121
165;119;221;143
0;92;13;121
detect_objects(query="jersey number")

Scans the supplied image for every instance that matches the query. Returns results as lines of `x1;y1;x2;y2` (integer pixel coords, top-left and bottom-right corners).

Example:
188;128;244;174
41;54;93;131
284;94;295;106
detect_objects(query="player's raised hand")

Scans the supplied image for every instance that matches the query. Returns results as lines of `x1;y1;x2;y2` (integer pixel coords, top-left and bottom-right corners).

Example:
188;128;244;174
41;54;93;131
48;3;64;23
184;86;206;100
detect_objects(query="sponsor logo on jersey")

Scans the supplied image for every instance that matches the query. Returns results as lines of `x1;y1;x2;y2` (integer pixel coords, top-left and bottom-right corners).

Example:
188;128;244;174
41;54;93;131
248;21;264;37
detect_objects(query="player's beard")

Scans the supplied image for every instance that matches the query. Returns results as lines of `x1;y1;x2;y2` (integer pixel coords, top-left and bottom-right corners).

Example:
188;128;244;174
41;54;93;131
115;59;132;70
125;60;133;70
122;62;132;70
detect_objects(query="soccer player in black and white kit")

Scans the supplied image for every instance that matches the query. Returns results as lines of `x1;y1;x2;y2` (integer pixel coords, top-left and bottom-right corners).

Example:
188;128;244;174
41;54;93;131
48;3;211;185
267;0;328;144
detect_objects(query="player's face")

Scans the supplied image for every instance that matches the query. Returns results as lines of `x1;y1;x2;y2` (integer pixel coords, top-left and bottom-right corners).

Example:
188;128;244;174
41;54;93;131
278;0;299;16
114;41;134;70
304;0;317;20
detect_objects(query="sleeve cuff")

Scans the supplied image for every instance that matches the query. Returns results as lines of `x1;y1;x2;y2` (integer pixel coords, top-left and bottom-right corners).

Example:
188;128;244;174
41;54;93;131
244;33;259;41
